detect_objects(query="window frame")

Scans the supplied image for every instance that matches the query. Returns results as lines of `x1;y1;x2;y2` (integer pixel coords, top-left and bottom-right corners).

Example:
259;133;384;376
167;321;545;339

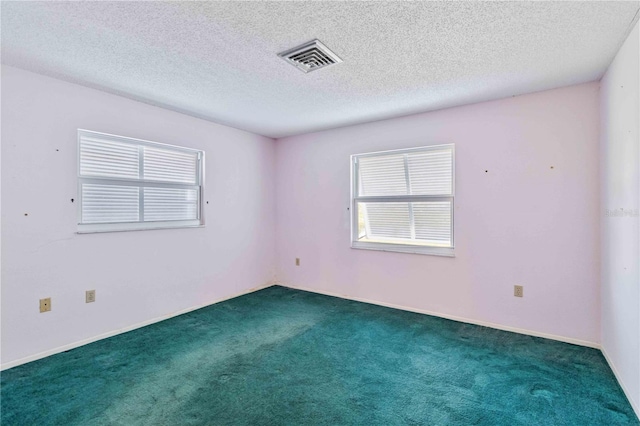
350;144;455;257
77;129;205;234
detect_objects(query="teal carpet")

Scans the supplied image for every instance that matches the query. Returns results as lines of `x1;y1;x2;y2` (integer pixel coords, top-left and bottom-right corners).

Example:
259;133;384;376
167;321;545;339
1;286;638;425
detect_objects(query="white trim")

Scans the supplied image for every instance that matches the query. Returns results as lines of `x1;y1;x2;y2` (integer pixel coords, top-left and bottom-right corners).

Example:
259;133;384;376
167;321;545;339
355;195;454;203
77;129;205;233
350;144;455;256
77;221;203;234
351;242;455;257
79;177;201;188
6;280;636;420
289;281;638;418
601;346;640;420
0;283;276;371
277;282;599;349
78;129;202;154
352;143;455;159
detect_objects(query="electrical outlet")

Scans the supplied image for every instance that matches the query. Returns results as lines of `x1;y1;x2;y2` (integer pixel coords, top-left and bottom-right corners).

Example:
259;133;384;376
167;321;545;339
295;258;300;266
40;298;51;313
514;285;524;298
86;290;96;303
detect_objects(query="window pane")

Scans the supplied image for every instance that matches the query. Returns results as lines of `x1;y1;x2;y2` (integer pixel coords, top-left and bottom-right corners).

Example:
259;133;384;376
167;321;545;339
413;201;452;246
358;202;411;241
80;138;140;179
358;154;408;196
81;184;139;223
353;145;454;251
407;149;453;195
143;187;198;222
143;147;198;184
78;130;205;231
357;201;452;247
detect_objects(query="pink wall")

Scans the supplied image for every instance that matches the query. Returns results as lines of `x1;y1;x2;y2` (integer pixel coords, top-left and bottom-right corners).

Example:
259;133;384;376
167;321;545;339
1;66;277;366
600;21;640;415
276;82;601;345
0;64;607;370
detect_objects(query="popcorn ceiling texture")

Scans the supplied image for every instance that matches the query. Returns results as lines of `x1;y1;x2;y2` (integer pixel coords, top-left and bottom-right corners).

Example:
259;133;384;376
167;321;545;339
1;1;638;138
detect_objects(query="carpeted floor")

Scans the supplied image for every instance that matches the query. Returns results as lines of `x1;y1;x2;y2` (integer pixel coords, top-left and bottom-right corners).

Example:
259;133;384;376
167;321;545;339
1;286;638;425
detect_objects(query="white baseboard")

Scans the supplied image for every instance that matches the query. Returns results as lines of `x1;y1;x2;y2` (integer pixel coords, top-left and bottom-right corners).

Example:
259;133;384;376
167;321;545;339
5;280;637;420
278;282;600;349
601;347;640;420
0;282;276;371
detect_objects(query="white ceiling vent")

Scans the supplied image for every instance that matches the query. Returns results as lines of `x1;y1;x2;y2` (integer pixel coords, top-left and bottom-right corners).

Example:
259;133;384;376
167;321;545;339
278;39;342;73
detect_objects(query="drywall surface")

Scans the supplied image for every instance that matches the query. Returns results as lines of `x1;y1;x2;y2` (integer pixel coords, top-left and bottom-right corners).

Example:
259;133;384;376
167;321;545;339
600;21;640;415
276;82;600;345
1;66;277;366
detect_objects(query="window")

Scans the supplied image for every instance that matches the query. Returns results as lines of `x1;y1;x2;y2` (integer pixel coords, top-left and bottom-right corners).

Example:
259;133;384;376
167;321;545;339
77;130;204;233
351;144;454;256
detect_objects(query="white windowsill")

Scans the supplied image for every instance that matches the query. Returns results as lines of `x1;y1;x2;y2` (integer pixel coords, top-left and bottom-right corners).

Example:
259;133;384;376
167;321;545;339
77;223;204;234
351;241;455;257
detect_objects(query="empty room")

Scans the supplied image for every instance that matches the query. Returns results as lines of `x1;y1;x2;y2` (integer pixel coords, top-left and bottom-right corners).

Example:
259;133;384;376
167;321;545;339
1;1;639;425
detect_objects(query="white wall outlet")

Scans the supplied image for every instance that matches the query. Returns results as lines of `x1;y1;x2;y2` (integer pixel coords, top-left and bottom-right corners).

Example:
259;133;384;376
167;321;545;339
295;258;300;266
86;290;96;303
514;285;524;298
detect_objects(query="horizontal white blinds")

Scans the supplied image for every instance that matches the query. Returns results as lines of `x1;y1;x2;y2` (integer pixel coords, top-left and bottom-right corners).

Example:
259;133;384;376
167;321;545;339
80;138;140;179
358;201;452;246
362;202;412;239
82;184;139;224
413;201;451;244
354;145;454;249
358;154;407;196
78;130;203;229
407;150;452;195
143;187;198;222
143;147;198;184
357;147;453;197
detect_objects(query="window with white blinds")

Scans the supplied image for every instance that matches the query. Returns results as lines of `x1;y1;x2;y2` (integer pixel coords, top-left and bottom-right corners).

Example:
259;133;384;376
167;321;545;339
77;130;204;233
351;144;454;256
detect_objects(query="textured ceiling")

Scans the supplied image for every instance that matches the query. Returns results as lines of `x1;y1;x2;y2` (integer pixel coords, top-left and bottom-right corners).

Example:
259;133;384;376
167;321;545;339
2;1;639;138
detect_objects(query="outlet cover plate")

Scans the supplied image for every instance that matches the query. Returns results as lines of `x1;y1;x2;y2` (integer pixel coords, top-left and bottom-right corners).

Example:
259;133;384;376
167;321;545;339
86;290;96;303
514;285;524;298
40;297;51;313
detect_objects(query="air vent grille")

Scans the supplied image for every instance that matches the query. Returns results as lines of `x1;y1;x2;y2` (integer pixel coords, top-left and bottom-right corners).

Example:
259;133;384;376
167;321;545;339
278;39;342;73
